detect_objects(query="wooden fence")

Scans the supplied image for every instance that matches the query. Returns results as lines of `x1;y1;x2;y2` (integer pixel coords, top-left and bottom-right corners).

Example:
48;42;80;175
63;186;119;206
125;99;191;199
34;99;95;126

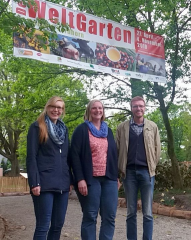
0;177;29;193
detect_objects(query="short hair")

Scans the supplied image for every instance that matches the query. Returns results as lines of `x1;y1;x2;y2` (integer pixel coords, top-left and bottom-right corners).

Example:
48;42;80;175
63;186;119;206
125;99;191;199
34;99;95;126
84;99;105;121
130;96;145;108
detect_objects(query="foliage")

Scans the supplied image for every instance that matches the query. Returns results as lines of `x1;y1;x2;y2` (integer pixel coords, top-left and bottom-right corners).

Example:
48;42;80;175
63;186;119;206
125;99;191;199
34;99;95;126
0;158;11;172
179;164;191;188
159;190;175;207
155;161;173;190
147;103;191;162
155;161;191;190
106;111;129;135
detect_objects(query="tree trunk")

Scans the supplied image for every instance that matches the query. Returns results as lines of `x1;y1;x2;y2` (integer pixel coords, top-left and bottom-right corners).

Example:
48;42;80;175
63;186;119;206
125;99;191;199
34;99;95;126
160;107;183;188
10;155;20;177
154;84;183;189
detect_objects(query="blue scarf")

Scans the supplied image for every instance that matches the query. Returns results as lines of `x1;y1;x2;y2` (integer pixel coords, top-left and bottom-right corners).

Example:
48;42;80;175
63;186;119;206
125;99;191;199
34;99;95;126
85;120;108;138
45;115;66;145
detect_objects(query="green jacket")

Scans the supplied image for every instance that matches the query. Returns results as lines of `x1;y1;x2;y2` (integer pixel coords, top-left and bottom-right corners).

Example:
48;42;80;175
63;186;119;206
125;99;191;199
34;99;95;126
116;118;161;178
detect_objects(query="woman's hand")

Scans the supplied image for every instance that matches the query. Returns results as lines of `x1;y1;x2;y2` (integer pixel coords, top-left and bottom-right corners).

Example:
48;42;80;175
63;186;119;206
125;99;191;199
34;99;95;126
31;186;41;196
78;180;88;196
117;178;122;190
69;185;73;194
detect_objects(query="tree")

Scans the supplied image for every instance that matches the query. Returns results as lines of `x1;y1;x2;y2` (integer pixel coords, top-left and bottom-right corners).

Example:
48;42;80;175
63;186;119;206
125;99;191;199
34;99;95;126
0;0;92;176
1;0;191;188
65;0;191;188
0;44;89;176
147;103;191;162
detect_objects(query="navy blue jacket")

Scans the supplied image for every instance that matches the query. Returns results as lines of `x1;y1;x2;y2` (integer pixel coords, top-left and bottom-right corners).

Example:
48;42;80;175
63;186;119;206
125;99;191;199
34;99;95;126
70;122;118;185
26;121;71;193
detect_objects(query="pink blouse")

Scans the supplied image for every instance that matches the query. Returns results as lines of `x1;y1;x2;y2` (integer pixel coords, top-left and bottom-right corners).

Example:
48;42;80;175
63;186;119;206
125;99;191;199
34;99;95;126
89;130;108;176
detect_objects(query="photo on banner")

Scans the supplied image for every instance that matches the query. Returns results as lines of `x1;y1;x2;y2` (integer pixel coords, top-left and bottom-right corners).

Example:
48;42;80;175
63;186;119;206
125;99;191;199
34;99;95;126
12;0;166;83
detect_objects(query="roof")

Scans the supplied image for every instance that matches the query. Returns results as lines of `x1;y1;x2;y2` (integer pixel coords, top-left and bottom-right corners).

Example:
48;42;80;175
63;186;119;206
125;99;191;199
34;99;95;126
20;173;28;178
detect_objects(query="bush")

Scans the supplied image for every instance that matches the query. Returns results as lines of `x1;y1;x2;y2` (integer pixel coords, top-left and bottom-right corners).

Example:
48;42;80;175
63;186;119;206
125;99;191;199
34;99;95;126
179;165;191;188
155;161;191;190
155;161;173;190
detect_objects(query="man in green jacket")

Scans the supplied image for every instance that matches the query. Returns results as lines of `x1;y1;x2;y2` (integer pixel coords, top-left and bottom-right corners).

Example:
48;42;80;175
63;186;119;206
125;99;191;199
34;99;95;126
116;96;161;240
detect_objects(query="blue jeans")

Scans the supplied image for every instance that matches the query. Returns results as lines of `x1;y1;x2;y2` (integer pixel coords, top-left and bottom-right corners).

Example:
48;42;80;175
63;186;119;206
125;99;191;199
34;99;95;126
77;176;118;240
32;191;69;240
123;169;155;240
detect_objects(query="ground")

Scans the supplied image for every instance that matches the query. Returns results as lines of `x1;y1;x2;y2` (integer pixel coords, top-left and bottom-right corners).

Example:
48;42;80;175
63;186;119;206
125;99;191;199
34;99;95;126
153;192;191;211
1;195;191;240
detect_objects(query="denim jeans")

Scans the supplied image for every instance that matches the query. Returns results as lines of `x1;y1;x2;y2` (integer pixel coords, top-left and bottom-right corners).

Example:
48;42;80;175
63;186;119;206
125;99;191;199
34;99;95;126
32;191;69;240
77;176;118;240
123;169;155;240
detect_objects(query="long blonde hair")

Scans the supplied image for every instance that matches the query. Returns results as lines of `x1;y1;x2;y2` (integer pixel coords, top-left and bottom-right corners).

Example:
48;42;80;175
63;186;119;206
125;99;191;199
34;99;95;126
37;96;65;143
84;99;105;121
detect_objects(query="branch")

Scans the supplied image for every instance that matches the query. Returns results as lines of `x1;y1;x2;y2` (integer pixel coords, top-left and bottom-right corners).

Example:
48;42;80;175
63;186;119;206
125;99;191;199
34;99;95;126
181;28;191;31
111;76;131;87
104;106;131;113
103;0;121;23
0;126;11;155
179;17;191;32
0;149;11;160
138;9;148;21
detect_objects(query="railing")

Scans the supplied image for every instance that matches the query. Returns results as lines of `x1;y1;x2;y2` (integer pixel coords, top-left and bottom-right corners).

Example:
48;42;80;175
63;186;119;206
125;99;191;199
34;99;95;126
0;177;29;193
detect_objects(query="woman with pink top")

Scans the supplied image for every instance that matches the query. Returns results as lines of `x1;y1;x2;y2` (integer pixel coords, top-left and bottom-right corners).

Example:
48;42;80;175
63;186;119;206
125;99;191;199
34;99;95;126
70;99;118;240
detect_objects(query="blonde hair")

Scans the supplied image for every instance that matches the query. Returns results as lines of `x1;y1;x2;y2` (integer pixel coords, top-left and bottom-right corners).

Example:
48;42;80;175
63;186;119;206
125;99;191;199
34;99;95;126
84;99;105;121
37;96;65;143
130;96;145;108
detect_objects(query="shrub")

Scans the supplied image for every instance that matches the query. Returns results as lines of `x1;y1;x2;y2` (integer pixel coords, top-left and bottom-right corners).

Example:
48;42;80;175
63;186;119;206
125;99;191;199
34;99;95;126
155;161;173;190
155;161;191;190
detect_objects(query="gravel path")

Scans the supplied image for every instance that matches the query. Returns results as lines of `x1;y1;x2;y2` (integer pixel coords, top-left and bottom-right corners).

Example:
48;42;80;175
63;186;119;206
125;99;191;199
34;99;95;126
0;194;191;239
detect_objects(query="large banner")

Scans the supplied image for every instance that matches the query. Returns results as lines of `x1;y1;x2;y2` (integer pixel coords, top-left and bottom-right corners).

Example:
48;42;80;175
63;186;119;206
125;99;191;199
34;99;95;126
12;0;166;83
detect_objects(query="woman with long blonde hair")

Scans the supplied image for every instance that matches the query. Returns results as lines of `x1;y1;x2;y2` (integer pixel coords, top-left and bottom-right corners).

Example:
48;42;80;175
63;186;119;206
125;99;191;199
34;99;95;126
26;96;71;240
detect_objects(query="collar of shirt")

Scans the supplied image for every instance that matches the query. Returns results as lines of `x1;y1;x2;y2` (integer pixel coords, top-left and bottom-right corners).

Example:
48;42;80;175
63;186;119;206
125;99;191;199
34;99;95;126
130;118;144;136
130;118;144;127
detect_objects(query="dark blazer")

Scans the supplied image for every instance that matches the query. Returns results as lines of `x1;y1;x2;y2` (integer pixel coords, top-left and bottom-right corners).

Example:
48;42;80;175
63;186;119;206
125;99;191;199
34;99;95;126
26;121;71;193
70;122;118;185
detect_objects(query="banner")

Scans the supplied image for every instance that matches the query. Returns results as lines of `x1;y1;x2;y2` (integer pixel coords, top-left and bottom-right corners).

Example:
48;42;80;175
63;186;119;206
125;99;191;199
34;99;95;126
12;0;166;83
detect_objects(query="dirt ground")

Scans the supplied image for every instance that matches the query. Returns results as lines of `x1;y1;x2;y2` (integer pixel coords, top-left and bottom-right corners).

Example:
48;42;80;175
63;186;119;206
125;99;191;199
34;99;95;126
153;192;191;211
1;193;191;240
174;194;191;210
